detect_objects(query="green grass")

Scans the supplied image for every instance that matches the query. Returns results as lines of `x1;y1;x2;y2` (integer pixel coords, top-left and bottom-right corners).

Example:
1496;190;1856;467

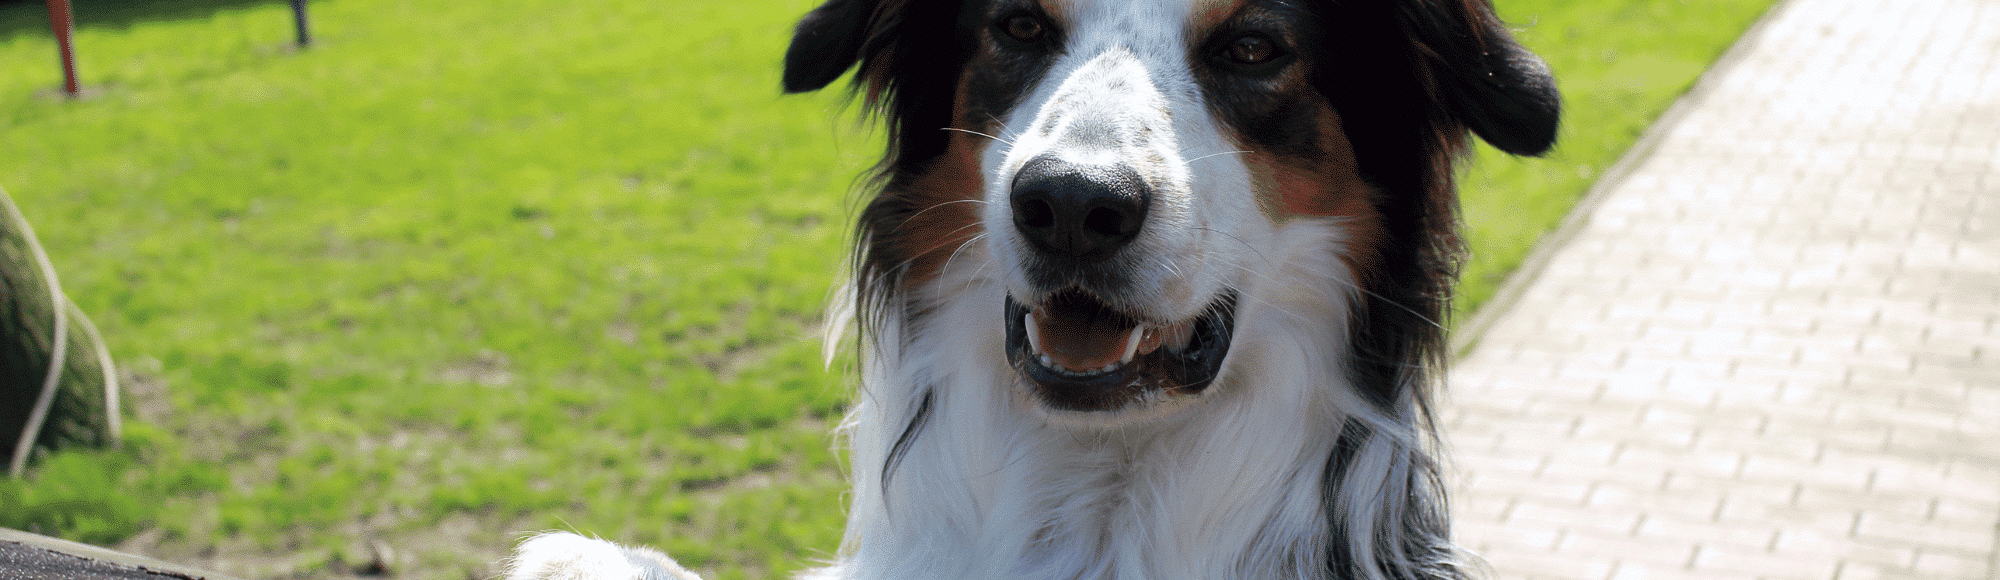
1456;0;1776;316
0;0;1771;577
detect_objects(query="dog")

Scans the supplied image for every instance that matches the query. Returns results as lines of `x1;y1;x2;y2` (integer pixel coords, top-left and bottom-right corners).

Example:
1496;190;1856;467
508;0;1557;578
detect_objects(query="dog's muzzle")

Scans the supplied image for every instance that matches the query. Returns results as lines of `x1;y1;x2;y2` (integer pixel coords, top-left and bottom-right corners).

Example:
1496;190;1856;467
1002;157;1235;414
994;47;1238;415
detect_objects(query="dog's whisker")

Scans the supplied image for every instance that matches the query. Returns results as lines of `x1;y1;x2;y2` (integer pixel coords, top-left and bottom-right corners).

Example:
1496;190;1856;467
1192;225;1445;330
937;232;990;278
880;219;989;281
983;113;1014;138
942;127;1014;145
1184;149;1251;165
883;199;991;237
1192;226;1277;271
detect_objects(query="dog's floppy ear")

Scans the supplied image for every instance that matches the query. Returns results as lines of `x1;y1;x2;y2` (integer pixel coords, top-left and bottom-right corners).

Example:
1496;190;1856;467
1407;0;1561;156
783;0;876;93
779;0;970;171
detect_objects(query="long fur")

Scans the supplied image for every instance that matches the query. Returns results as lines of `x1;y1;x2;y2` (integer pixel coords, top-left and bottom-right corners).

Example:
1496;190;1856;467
829;226;1409;580
507;1;1557;579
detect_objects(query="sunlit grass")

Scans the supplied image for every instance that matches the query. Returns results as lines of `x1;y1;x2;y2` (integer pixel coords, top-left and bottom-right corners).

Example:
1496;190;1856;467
1;0;1772;577
1457;0;1776;317
4;0;857;577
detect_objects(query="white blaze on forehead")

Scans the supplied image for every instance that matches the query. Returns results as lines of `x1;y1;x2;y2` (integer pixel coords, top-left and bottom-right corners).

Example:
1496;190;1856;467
1001;0;1203;151
984;0;1261;321
1060;0;1202;53
1026;48;1176;162
998;0;1208;199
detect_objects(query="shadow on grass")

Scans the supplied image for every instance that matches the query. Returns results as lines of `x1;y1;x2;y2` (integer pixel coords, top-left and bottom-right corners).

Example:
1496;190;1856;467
0;0;290;41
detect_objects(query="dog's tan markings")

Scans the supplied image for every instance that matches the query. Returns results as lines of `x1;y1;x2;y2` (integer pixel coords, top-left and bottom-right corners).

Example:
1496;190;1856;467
1038;0;1071;22
1187;1;1388;279
882;72;989;292
1243;101;1385;276
1190;0;1250;32
1259;104;1371;218
1214;43;1373;225
888;139;983;290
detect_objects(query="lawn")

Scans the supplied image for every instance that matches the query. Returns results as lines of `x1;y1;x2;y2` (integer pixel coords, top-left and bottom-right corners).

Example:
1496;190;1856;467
0;0;1772;578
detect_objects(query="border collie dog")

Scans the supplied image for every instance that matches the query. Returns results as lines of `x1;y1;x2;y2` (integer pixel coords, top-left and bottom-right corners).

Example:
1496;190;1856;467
509;0;1556;578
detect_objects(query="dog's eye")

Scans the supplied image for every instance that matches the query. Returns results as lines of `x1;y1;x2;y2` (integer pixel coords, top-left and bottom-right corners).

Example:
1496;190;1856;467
1001;14;1047;43
1222;33;1281;66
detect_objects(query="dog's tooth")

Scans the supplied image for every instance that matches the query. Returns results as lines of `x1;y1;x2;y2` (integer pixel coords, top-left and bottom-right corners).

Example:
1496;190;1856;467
1157;321;1196;353
1024;312;1044;355
1119;324;1145;364
1038;354;1055;369
1135;326;1167;357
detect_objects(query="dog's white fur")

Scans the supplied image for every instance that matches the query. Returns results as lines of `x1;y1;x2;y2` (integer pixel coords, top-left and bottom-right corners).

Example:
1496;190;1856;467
507;1;1450;578
818;228;1392;580
511;532;702;580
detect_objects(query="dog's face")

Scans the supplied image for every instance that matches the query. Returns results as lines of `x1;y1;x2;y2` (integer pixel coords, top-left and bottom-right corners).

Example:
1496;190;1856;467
786;0;1558;422
982;1;1343;417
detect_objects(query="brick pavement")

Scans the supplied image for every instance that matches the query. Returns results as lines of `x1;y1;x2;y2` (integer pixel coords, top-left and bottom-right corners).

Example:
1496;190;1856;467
1445;0;2000;578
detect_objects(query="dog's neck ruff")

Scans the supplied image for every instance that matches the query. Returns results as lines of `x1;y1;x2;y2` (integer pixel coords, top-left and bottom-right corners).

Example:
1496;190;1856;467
824;224;1414;580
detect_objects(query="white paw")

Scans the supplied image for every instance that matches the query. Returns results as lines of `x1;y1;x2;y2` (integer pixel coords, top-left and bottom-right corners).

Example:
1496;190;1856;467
506;532;702;580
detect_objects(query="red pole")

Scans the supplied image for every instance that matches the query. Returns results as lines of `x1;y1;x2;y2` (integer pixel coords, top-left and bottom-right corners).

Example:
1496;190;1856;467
44;0;80;97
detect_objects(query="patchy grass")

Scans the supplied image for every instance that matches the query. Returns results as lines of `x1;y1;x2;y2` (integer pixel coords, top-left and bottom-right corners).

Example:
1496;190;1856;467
0;0;1771;577
3;0;858;577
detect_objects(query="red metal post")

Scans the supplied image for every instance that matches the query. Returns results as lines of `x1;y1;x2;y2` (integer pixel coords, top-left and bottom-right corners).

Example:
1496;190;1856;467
44;0;80;97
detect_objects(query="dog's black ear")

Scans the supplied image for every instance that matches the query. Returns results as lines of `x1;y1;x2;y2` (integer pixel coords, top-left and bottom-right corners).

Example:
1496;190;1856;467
1453;35;1561;156
783;0;875;93
1409;0;1561;156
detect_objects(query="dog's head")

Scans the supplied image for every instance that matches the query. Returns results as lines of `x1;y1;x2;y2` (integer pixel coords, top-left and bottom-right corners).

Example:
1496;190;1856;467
787;0;1557;420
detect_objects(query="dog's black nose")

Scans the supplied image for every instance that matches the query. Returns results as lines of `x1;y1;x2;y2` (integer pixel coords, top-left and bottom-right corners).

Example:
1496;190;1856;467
1010;155;1150;263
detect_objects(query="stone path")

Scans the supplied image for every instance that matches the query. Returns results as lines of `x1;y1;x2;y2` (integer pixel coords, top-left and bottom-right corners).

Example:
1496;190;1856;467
1445;0;2000;578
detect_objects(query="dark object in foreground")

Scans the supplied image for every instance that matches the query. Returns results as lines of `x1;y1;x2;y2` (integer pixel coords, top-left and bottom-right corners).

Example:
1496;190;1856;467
290;0;311;47
1;183;120;476
0;528;243;580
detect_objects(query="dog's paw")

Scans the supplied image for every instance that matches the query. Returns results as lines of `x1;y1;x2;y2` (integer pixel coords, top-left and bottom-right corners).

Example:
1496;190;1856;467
506;532;703;580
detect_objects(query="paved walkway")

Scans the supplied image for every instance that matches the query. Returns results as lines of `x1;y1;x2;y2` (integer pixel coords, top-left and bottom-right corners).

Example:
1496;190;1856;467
1445;0;2000;578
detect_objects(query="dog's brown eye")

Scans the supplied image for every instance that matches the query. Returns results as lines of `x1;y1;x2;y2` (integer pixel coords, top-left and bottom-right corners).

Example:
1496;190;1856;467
1224;33;1279;65
1002;14;1046;42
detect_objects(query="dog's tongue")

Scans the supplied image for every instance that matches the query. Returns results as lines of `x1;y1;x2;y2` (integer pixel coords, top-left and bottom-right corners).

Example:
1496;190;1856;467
1030;296;1138;371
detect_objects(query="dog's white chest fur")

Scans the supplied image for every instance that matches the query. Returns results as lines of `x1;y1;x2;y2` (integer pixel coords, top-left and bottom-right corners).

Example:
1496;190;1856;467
827;234;1360;580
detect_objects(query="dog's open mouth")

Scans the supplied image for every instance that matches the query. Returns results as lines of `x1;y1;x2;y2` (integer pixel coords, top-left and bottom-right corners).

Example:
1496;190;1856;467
1004;290;1237;413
